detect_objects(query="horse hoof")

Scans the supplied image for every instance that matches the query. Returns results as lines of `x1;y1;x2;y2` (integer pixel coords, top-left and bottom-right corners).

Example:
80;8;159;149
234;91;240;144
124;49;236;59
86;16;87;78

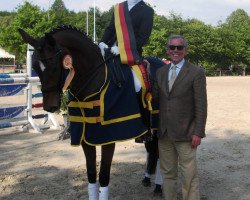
142;177;151;187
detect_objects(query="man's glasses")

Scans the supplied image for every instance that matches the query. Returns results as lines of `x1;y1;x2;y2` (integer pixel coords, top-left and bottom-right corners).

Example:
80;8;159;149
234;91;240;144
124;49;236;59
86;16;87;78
168;45;185;50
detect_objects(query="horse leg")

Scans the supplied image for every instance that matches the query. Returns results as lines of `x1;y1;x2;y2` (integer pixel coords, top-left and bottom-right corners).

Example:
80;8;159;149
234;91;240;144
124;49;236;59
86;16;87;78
82;141;98;200
99;143;115;200
82;142;115;200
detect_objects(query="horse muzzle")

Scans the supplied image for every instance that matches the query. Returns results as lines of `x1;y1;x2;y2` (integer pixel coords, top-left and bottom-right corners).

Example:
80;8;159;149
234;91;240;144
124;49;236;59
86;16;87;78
42;92;61;113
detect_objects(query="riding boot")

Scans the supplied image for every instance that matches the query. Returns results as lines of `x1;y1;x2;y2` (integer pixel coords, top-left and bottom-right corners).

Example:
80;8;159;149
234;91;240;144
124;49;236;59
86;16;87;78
99;186;109;200
88;183;99;200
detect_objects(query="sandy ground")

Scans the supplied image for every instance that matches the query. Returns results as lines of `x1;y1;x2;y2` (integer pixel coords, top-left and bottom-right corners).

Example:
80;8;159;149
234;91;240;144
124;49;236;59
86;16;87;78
0;76;250;200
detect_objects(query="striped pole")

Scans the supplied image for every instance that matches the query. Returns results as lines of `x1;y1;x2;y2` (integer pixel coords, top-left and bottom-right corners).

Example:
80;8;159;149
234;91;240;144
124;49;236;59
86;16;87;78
0;73;28;78
32;93;43;98
0;77;40;84
0;120;28;129
0;44;61;132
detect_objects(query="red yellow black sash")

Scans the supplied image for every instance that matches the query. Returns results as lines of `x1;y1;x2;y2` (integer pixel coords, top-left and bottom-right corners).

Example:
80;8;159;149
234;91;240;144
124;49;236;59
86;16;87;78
114;2;140;66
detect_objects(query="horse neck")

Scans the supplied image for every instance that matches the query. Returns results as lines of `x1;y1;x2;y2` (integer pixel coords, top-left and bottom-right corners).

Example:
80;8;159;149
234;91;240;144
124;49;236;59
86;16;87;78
72;54;105;101
55;31;105;100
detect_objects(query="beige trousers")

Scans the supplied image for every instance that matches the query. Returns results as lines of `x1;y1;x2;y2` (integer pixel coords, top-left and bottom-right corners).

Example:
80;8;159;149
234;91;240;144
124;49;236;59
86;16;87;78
158;136;200;200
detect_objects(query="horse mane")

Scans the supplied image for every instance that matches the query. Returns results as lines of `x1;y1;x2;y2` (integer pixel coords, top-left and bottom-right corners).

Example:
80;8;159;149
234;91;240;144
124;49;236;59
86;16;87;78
48;25;87;36
47;25;98;49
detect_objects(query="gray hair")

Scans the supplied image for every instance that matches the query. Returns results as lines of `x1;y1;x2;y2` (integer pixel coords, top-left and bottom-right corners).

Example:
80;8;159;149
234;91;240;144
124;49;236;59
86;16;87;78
167;34;188;47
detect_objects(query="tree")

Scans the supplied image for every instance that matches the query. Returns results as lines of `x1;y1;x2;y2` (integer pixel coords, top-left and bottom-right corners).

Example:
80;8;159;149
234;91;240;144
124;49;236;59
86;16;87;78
50;0;69;25
51;0;67;12
0;2;54;62
144;13;186;59
182;19;218;68
223;9;250;66
97;7;114;42
0;2;249;71
68;11;87;33
0;12;15;29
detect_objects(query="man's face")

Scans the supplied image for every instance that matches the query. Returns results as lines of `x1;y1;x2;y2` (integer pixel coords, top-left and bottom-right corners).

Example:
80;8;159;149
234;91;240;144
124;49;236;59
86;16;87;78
166;38;188;65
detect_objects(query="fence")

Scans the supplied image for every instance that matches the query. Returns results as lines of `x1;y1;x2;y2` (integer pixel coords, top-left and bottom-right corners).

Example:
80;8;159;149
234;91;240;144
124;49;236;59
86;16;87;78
0;45;61;133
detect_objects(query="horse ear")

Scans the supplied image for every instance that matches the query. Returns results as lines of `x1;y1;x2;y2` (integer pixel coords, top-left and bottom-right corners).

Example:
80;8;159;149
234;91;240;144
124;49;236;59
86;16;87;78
18;28;37;47
45;33;56;46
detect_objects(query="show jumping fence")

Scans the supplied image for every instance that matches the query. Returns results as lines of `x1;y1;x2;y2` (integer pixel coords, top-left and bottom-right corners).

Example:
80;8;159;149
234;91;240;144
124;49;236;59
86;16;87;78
0;45;61;133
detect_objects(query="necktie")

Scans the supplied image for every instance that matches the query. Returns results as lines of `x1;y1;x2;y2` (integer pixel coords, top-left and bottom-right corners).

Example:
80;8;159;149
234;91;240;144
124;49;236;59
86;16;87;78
169;65;177;91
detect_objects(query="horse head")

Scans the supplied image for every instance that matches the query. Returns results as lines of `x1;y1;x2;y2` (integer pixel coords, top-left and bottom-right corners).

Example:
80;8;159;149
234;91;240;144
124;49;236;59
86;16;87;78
19;28;68;112
19;26;105;113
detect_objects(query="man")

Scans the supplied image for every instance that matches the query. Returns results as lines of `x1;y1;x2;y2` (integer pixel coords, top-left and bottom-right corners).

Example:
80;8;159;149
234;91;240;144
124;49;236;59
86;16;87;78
156;35;207;200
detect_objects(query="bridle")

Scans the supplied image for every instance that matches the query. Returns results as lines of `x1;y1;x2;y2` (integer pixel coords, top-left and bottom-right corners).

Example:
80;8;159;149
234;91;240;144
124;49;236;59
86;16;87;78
39;49;62;62
66;50;115;100
34;44;67;94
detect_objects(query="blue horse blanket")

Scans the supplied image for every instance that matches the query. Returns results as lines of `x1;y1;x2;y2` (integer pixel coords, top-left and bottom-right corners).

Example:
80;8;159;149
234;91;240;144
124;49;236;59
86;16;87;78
68;58;148;146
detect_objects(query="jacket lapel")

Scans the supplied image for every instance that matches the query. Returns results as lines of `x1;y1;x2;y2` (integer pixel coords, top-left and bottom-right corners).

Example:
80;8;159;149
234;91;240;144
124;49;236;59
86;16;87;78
161;64;170;94
170;61;189;92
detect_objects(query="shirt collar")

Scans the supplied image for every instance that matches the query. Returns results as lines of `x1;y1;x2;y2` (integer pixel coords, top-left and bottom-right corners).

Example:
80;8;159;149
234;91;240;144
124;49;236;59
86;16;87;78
127;0;142;10
171;59;185;69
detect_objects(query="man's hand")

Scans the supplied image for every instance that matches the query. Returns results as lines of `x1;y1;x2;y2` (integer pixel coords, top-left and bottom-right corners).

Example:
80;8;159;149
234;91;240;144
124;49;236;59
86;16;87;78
191;135;201;148
98;42;108;57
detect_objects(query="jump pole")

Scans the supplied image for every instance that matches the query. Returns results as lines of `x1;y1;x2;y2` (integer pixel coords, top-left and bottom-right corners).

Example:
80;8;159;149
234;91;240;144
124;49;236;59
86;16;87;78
0;45;61;133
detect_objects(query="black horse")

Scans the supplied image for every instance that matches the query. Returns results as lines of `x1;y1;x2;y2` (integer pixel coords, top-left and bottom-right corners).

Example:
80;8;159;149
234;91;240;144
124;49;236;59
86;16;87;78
19;25;150;199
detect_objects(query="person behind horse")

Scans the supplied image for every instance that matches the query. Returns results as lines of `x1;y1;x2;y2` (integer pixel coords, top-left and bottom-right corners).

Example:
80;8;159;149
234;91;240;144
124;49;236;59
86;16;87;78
138;56;165;197
156;35;207;200
141;130;163;196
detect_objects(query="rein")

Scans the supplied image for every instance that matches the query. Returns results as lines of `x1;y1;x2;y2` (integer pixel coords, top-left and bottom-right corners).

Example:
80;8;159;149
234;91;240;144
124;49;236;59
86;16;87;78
67;50;116;100
37;45;66;94
39;50;62;61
